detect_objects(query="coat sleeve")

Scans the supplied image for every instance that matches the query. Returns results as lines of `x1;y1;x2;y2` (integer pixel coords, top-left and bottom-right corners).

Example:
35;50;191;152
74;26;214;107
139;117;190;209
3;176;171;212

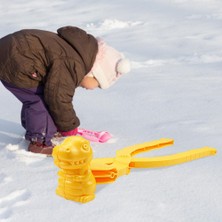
44;59;80;131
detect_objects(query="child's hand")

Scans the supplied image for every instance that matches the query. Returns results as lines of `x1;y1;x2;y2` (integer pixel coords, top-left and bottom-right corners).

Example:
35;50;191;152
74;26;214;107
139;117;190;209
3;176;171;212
59;128;78;137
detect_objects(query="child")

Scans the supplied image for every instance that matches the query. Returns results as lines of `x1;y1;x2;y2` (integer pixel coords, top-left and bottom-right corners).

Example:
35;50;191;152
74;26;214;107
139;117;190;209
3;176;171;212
0;26;131;155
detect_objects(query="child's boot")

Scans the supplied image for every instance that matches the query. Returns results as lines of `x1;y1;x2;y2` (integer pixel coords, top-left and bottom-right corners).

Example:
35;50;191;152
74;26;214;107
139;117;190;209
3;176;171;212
28;142;54;155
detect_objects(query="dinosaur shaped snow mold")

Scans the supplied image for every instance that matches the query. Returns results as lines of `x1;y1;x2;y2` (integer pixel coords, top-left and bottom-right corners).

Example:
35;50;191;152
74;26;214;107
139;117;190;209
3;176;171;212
52;136;96;203
52;136;217;203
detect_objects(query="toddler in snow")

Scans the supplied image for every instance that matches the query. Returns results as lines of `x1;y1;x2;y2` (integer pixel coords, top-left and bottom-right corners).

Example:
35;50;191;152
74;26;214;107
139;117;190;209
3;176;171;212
0;26;131;155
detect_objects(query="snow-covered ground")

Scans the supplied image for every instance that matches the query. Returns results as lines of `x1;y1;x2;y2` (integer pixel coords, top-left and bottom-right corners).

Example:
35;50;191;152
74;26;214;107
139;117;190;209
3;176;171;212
0;0;222;221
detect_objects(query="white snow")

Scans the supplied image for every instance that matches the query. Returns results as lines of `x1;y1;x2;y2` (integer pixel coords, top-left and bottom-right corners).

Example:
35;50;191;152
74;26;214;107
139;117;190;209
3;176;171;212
0;0;222;222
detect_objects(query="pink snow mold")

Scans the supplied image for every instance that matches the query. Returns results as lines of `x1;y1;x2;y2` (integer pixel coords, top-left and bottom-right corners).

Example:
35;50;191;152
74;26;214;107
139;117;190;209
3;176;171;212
77;128;112;143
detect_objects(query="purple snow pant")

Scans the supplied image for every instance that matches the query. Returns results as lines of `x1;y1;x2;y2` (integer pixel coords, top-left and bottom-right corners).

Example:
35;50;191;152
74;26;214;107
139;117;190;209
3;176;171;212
1;81;57;145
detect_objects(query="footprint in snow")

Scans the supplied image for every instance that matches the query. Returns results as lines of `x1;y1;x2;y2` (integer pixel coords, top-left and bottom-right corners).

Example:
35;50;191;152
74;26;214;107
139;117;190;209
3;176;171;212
0;189;31;220
0;174;12;186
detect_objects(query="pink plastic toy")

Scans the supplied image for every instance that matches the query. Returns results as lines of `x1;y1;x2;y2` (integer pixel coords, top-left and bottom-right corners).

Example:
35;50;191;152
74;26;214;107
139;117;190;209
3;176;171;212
77;128;112;143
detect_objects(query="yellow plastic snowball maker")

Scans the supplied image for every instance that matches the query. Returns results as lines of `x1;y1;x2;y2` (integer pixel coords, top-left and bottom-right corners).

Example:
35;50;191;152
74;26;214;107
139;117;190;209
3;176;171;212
52;136;217;203
52;136;96;203
90;138;217;184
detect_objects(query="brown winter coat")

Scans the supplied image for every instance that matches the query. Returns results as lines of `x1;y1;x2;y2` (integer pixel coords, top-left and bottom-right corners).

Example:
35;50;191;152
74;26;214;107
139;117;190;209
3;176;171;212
0;26;98;131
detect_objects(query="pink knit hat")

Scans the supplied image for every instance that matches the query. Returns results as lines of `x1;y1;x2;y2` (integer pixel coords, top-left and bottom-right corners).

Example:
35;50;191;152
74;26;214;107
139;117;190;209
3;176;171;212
87;39;131;89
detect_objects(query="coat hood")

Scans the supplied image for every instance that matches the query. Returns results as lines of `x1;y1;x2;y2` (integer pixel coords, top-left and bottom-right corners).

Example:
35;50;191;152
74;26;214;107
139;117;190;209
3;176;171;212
57;26;98;74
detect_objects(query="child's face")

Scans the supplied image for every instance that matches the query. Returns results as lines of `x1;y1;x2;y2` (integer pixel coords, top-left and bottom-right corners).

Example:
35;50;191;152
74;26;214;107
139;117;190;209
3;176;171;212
80;76;99;90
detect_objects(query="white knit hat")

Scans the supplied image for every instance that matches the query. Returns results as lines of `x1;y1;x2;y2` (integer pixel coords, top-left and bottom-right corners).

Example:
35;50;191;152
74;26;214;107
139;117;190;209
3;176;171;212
87;39;131;89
